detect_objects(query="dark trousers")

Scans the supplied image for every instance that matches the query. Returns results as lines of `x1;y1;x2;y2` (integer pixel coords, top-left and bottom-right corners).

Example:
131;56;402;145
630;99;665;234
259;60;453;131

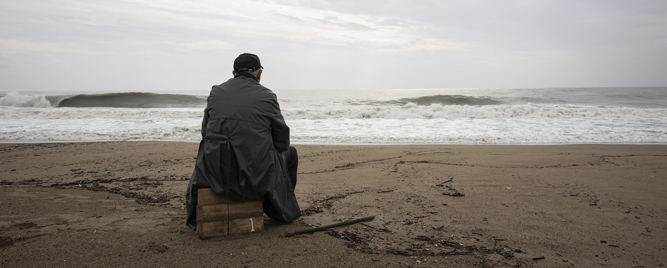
283;146;298;189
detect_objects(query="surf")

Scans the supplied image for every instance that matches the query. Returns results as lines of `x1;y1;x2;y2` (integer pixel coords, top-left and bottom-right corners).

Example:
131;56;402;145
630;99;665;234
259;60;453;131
0;92;207;108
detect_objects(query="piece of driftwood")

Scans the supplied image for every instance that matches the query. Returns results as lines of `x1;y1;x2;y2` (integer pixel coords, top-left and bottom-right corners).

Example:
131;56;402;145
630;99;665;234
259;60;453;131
443;191;465;197
436;176;454;187
285;216;375;237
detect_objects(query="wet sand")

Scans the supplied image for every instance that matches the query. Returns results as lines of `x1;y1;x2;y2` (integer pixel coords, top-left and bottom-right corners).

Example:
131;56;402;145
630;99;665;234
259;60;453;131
1;142;665;267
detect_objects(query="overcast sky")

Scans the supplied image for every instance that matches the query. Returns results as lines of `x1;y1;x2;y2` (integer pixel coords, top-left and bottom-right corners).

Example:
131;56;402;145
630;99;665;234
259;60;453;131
1;0;666;92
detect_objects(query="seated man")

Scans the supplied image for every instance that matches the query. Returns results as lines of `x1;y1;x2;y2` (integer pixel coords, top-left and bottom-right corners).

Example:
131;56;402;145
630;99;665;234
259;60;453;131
186;53;300;230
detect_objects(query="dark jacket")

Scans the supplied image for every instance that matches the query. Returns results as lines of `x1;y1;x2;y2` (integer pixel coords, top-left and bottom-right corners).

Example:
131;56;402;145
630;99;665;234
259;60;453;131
186;75;300;230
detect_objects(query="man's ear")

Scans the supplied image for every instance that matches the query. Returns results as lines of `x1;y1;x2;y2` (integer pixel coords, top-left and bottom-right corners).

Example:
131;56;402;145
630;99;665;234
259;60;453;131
256;69;263;82
232;71;236;76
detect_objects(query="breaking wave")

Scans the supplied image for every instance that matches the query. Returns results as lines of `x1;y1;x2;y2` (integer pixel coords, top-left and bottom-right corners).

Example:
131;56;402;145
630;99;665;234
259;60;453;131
381;94;504;106
2;92;506;109
56;92;207;108
0;92;207;108
0;92;53;108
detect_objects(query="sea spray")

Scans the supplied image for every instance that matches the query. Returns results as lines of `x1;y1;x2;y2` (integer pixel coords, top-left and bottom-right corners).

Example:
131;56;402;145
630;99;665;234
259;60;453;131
0;92;52;108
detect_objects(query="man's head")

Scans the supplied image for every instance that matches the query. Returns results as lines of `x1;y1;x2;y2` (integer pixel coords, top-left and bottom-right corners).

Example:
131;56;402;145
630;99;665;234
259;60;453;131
234;53;263;73
234;53;264;70
233;53;263;81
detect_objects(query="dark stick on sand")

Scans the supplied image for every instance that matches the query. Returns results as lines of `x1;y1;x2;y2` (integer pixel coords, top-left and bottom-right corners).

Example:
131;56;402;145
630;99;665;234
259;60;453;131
285;216;376;237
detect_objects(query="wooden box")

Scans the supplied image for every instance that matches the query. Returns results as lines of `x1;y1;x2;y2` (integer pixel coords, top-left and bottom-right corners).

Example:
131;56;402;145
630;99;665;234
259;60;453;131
196;188;264;239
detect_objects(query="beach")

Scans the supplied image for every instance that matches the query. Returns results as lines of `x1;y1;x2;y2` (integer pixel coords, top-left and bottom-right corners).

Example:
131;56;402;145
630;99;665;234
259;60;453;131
1;142;665;267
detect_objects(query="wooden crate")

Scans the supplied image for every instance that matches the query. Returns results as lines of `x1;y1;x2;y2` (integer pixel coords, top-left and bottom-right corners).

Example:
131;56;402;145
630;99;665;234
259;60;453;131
196;188;264;239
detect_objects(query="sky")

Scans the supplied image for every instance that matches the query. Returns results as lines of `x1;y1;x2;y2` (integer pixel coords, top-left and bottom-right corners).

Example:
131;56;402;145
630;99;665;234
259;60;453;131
1;0;666;92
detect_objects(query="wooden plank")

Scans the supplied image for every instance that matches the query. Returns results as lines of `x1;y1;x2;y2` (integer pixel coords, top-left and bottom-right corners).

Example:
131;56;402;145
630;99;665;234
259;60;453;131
229;216;264;235
196;204;228;222
197;217;265;239
228;200;264;218
198;188;231;205
197;220;229;239
197;201;263;222
197;188;265;206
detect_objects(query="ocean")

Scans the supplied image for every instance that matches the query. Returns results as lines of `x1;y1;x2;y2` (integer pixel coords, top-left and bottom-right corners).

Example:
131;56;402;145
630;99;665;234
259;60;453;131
1;87;666;144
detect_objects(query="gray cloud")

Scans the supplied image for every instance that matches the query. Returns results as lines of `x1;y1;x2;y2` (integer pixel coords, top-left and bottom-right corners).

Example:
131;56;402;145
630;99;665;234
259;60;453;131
1;0;666;92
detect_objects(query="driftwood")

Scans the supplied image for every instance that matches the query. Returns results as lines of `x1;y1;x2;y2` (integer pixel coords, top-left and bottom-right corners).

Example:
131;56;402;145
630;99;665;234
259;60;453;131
285;216;375;237
435;176;454;187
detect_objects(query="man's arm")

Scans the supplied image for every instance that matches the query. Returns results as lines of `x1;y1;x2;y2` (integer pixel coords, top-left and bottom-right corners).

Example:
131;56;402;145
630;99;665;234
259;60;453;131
268;97;290;152
201;107;210;139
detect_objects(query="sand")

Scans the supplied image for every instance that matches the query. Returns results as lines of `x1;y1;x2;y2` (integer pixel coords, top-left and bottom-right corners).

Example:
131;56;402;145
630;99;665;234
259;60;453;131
0;142;665;267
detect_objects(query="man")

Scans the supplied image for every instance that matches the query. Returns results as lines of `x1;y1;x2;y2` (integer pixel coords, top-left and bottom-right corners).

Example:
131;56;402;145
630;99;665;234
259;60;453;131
186;53;300;230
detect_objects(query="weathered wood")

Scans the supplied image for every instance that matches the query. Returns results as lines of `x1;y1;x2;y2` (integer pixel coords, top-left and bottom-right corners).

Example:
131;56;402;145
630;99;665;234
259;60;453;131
196;201;264;222
196;203;226;222
198;188;231;205
285;216;376;237
228;200;264;218
229;216;264;234
196;188;265;239
197;220;229;239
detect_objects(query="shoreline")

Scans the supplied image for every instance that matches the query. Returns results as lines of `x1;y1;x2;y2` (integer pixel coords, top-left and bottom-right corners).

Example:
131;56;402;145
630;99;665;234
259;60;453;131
1;142;665;267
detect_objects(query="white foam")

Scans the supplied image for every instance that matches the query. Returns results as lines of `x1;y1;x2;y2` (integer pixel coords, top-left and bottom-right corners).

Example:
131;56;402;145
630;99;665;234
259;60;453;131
287;116;667;144
0;107;203;142
1;102;666;144
0;92;53;108
282;103;667;120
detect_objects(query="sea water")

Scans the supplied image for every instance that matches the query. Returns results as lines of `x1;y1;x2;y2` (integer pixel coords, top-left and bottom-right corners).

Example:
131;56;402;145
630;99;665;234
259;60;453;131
1;87;666;144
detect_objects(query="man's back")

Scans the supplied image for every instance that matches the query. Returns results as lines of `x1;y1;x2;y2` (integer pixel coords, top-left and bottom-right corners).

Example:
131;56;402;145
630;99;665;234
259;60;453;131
203;75;290;200
206;75;290;153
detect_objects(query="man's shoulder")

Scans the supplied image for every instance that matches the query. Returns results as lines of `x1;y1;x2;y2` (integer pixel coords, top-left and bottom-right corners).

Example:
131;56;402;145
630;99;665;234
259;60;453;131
215;76;269;88
214;77;241;87
210;77;275;98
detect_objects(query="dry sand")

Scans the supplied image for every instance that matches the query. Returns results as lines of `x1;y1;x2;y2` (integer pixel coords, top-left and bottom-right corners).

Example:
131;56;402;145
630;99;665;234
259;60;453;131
0;142;665;267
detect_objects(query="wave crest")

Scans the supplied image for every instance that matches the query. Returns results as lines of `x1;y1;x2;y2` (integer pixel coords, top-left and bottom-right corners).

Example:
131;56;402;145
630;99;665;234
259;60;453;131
57;92;206;108
0;92;53;107
384;94;504;106
1;92;207;108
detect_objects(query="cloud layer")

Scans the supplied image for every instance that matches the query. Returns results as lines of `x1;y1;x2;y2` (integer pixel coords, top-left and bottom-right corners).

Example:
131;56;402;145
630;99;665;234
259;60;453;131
1;0;666;92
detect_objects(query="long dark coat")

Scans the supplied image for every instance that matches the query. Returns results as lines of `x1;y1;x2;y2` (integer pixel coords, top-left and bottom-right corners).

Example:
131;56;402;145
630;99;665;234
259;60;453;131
185;75;300;230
